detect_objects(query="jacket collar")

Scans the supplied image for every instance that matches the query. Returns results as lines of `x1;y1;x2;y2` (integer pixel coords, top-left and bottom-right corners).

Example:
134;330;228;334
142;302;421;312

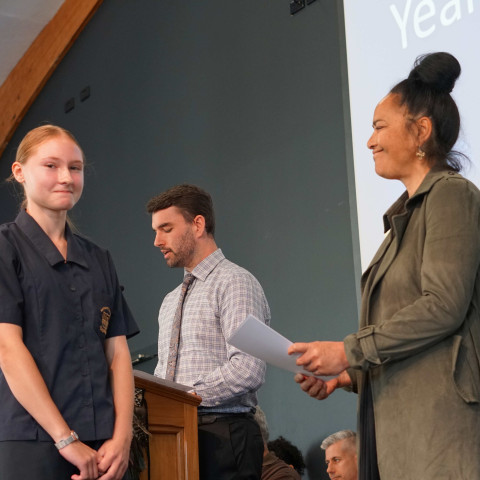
362;168;459;296
383;167;459;233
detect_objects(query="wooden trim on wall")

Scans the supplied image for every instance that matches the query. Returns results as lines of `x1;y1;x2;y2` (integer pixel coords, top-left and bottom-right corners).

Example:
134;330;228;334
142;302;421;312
0;0;104;160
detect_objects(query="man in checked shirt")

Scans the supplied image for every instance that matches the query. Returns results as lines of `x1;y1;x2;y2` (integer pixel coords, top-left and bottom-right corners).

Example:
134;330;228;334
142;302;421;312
147;184;271;480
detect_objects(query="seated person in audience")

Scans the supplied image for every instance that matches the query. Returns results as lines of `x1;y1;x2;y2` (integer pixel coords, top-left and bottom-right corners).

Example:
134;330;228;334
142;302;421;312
254;407;302;479
321;430;357;480
268;436;305;477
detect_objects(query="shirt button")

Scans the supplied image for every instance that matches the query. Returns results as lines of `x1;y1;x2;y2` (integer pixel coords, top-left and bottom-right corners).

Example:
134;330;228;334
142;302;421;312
69;285;76;292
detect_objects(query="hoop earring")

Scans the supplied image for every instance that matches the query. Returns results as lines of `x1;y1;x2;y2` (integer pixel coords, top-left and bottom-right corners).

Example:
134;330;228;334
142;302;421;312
416;147;425;159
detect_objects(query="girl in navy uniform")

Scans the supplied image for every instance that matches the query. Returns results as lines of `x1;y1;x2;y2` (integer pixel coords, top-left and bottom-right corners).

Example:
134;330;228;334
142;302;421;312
0;125;139;480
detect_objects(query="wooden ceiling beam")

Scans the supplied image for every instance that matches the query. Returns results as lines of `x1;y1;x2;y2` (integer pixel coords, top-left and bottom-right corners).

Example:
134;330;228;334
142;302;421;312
0;0;104;160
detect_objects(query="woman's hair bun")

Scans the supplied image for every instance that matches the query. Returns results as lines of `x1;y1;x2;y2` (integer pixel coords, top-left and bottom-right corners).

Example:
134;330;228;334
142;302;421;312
407;52;461;94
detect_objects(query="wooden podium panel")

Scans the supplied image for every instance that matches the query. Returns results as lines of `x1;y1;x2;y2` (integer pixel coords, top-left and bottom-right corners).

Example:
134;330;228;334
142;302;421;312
134;370;202;480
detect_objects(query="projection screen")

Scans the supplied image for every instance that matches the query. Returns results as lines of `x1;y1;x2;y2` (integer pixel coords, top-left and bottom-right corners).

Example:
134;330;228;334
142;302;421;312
343;0;479;269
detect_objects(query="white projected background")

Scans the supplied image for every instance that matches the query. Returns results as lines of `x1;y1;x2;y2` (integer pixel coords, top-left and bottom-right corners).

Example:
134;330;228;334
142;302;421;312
343;0;479;269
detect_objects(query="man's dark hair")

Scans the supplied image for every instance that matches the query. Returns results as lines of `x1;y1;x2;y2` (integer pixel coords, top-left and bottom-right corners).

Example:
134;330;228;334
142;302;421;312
146;184;215;236
267;436;305;475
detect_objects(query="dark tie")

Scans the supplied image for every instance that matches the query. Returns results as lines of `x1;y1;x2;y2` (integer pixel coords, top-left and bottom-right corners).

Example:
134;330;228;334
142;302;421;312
165;273;195;381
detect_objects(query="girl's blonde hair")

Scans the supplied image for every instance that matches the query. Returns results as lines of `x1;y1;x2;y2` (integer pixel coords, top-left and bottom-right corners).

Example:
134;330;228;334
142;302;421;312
15;124;85;166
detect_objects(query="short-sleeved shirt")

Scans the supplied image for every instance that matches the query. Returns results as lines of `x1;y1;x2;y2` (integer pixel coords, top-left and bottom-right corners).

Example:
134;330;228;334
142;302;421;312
0;210;139;441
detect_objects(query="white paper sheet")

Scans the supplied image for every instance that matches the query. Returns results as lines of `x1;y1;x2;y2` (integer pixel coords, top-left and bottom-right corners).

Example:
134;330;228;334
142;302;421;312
227;314;313;376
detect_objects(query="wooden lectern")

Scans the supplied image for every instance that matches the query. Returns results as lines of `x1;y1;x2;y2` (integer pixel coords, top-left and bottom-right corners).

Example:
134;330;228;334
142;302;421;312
133;370;202;480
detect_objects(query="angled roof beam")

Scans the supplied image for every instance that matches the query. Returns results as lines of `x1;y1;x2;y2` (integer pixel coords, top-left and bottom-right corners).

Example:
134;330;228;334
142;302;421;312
0;0;104;160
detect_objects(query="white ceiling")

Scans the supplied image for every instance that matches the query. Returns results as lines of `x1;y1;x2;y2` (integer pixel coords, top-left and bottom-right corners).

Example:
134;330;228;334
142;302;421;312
0;0;64;86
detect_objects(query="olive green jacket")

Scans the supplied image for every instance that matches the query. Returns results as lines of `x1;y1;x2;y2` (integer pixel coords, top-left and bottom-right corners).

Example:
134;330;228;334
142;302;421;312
344;169;480;479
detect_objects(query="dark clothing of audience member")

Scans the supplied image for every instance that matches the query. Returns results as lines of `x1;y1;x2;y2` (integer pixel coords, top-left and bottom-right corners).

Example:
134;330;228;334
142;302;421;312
262;451;301;480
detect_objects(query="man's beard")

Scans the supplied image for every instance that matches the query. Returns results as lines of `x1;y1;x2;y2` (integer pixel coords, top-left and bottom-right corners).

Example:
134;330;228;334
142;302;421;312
167;229;196;268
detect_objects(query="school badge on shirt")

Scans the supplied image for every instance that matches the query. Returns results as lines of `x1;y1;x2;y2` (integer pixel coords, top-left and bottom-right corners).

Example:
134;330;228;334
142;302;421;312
100;306;111;334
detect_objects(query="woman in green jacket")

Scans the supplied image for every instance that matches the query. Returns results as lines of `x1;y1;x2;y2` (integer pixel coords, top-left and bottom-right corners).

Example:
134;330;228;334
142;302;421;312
289;52;480;479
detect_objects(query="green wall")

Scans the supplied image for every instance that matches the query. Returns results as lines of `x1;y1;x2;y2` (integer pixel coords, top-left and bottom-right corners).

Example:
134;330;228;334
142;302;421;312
0;1;360;478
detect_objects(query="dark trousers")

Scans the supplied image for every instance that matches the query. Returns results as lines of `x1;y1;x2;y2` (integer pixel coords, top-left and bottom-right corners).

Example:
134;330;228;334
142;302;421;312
198;413;264;480
359;373;381;480
0;439;128;480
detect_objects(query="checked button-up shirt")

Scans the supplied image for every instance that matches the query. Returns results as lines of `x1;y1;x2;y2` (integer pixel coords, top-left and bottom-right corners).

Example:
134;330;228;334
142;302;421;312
154;249;270;412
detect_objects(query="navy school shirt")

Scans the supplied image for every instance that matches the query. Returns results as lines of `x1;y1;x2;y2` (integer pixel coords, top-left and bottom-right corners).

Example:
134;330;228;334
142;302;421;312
0;210;139;441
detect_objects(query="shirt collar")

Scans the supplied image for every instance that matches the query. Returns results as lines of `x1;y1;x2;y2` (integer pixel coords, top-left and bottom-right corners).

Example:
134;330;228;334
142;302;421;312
65;226;89;268
15;210;88;268
383;191;409;233
189;248;224;281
